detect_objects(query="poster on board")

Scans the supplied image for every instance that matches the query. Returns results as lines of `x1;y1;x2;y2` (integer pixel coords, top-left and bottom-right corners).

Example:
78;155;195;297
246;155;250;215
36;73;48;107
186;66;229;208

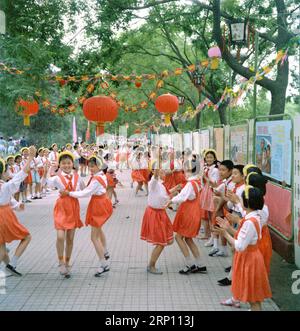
200;130;210;153
172;133;183;154
183;132;193;151
230;125;248;164
159;133;172;148
213;128;224;161
294;115;300;268
255;120;292;185
192;132;201;155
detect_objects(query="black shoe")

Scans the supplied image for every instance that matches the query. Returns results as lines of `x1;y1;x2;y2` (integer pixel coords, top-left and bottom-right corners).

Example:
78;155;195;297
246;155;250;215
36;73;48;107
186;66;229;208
218;277;232;286
95;265;110;277
190;265;207;274
6;264;22;277
224;266;231;273
179;266;191;274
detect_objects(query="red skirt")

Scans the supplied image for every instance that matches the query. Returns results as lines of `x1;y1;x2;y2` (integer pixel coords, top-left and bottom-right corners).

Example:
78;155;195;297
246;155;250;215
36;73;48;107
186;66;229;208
24;171;32;185
140;206;173;246
131;170;148;183
258;225;272;275
173;171;186;186
86;195;113;228
200;183;214;211
54;196;83;230
0;205;30;245
173;198;201;238
163;173;176;191
106;173;116;188
232;245;272;303
38;168;44;178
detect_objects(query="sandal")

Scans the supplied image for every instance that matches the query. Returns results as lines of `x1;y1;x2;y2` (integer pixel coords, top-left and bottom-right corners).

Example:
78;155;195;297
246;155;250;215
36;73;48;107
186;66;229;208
220;297;240;308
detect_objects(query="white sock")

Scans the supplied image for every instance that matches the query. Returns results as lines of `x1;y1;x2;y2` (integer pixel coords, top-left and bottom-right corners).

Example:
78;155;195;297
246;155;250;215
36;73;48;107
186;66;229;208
10;256;19;268
195;257;201;266
222;245;228;255
104;248;108;255
185;256;193;266
99;259;107;268
228;269;232;280
213;238;219;249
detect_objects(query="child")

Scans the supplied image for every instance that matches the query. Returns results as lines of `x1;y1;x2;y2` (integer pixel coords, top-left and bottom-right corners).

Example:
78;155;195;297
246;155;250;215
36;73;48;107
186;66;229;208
209;160;234;257
131;150;149;196
14;154;22;201
200;149;220;246
104;153;119;206
31;149;43;199
0;146;36;276
217;164;245;286
245;172;272;275
43;151;85;278
61;156;113;277
167;160;207;274
141;169;174;274
215;186;272;311
48;143;59;177
20;147;32;203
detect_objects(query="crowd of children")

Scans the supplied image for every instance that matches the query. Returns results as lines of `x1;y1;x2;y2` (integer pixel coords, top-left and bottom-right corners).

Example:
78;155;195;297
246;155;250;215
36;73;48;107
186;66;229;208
0;141;273;310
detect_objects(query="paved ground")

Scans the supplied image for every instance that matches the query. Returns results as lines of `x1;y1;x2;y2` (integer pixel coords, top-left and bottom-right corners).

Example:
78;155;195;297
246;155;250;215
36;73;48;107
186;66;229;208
0;170;279;311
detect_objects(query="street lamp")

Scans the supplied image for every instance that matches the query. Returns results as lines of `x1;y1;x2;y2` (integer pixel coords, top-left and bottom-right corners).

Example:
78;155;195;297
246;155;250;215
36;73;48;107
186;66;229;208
228;19;248;46
177;96;185;106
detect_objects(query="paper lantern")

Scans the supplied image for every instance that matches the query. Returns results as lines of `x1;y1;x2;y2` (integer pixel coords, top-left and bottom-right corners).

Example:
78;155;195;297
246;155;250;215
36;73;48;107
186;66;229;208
208;46;221;70
155;94;179;126
16;99;39;126
135;81;142;88
83;95;118;136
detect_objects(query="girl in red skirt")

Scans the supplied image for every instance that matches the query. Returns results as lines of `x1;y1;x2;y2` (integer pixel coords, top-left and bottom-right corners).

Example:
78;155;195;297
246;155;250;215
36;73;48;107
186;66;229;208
166;160;207;274
200;149;220;247
246;173;272;275
61;156;113;277
141;169;174;275
43;151;85;278
131;151;149;196
0;146;36;277
215;186;272;311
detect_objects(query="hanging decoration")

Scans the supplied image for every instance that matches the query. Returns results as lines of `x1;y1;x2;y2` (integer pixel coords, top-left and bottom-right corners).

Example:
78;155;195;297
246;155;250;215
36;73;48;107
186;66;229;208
83;95;119;136
155;94;179;126
16;99;39;126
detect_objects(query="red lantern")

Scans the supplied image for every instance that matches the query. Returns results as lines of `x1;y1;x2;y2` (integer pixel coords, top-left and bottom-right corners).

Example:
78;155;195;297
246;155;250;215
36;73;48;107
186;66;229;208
135;81;142;88
83;95;118;136
155;94;179;126
134;128;141;134
16;99;39;126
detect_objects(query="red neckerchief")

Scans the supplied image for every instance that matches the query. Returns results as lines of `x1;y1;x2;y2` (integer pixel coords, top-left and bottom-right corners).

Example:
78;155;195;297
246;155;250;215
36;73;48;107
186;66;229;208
58;173;79;192
233;181;245;194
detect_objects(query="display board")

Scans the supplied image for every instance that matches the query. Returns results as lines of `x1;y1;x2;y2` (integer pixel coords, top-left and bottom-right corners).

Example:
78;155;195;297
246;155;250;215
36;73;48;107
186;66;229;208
255;120;292;185
213;127;224;161
294;115;300;268
230;124;248;164
183;132;193;151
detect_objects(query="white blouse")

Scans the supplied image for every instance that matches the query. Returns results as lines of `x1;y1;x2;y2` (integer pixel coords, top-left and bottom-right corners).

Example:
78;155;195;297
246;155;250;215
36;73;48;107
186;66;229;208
234;211;262;252
148;177;169;209
69;172;107;198
204;165;219;184
0;170;27;206
171;175;201;204
45;171;85;192
227;183;245;213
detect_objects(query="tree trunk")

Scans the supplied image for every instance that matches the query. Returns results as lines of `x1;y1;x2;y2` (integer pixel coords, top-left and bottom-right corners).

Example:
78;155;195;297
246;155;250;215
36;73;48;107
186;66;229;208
218;102;228;125
171;117;178;132
270;85;287;116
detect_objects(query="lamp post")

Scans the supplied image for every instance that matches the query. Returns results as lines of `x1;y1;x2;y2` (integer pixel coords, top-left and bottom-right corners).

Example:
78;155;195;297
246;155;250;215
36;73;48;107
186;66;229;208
177;96;185;106
228;19;258;119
